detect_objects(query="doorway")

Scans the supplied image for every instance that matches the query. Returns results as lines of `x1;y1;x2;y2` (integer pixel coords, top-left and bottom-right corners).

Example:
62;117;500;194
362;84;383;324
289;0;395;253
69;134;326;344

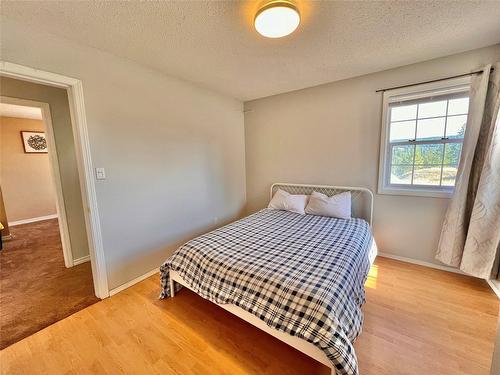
0;96;97;349
0;62;109;300
0;98;73;266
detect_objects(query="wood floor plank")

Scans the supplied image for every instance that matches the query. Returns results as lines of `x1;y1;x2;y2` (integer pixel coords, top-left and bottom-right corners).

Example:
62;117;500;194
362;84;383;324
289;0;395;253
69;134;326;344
0;257;497;374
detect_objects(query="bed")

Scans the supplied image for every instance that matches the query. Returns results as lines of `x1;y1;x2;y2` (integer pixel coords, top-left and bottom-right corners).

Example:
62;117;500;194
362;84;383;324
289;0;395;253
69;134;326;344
160;183;376;375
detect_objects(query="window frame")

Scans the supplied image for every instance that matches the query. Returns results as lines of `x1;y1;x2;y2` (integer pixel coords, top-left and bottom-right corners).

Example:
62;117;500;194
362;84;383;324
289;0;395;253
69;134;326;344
377;76;471;198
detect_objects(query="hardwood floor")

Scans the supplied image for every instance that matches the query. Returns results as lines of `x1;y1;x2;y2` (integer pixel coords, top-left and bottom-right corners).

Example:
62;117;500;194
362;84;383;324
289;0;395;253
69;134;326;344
0;219;98;349
0;257;498;374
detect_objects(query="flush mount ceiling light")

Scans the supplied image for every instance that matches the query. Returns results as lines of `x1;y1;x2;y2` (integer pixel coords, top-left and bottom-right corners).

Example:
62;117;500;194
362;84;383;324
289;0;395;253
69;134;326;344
254;1;300;38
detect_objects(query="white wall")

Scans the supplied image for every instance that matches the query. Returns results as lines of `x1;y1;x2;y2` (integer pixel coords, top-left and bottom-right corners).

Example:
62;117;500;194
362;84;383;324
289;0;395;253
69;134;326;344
244;44;500;267
1;19;246;290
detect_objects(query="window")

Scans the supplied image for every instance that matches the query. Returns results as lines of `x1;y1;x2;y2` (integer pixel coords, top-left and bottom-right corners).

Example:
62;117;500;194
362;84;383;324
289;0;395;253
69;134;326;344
378;77;471;198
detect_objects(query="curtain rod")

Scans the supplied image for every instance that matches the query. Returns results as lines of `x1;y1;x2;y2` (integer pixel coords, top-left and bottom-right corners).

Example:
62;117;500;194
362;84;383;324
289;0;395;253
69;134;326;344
375;67;495;93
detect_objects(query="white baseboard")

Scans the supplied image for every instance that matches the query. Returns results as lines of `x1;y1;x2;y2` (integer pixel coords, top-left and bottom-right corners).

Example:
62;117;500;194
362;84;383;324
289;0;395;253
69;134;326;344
73;255;90;265
106;253;499;298
487;280;500;299
377;251;465;275
109;268;159;296
9;214;58;226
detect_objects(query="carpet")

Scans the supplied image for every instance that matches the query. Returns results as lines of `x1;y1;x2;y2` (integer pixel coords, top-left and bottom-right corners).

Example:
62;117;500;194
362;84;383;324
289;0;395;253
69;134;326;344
0;218;99;349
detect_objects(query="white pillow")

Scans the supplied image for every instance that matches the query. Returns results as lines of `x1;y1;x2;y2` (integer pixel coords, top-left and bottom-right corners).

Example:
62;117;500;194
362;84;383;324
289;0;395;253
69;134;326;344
268;189;308;215
305;191;351;219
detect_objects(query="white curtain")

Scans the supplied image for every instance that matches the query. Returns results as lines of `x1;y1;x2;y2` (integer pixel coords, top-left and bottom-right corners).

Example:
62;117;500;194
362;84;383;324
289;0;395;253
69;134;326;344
436;63;500;279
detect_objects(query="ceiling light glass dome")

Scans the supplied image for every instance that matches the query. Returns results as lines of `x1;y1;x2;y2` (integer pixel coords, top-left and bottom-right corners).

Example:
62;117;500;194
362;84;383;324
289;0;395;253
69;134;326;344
254;1;300;38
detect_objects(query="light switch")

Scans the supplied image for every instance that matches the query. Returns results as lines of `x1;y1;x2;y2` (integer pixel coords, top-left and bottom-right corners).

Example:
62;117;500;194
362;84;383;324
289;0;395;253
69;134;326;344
95;167;106;180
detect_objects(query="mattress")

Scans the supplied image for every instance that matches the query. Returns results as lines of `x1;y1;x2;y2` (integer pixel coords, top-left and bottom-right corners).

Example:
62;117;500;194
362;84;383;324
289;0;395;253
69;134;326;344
160;208;375;375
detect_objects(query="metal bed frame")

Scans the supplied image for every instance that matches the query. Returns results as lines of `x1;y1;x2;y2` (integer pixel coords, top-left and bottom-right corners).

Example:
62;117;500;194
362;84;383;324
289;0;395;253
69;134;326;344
170;183;374;374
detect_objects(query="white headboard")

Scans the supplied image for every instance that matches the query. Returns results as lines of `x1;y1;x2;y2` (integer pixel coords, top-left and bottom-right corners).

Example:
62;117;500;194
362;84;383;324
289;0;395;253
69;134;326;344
270;183;374;226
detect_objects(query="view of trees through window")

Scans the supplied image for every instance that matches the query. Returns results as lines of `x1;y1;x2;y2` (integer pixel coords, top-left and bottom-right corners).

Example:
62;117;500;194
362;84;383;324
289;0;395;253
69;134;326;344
388;95;469;187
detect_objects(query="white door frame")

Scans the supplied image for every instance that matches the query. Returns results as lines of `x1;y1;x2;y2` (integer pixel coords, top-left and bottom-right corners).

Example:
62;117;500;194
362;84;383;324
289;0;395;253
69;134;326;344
0;61;109;299
1;95;74;268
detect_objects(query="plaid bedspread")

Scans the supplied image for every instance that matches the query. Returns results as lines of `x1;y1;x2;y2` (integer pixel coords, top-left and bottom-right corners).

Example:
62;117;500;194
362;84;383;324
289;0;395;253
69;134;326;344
160;208;374;375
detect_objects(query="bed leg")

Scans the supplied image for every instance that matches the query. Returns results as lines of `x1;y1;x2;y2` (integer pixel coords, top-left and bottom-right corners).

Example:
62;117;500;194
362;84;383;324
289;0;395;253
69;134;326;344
169;277;175;297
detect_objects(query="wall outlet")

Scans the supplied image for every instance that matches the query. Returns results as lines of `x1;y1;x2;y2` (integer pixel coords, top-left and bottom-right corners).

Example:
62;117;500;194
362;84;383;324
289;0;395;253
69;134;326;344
95;167;106;180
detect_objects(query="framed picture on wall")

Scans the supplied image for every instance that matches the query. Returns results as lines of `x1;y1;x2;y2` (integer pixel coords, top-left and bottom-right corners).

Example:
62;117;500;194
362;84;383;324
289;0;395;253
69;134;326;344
20;131;48;153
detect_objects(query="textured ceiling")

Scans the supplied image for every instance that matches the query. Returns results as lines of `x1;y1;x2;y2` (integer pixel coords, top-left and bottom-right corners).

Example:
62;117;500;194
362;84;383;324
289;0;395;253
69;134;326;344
0;103;42;120
1;1;500;101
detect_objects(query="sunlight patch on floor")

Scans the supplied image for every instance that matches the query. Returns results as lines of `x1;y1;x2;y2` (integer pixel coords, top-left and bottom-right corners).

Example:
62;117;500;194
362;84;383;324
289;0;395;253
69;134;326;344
365;264;378;289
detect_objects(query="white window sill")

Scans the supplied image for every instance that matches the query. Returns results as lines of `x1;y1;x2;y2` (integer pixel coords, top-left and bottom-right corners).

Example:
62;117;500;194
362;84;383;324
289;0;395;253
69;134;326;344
378;186;454;199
